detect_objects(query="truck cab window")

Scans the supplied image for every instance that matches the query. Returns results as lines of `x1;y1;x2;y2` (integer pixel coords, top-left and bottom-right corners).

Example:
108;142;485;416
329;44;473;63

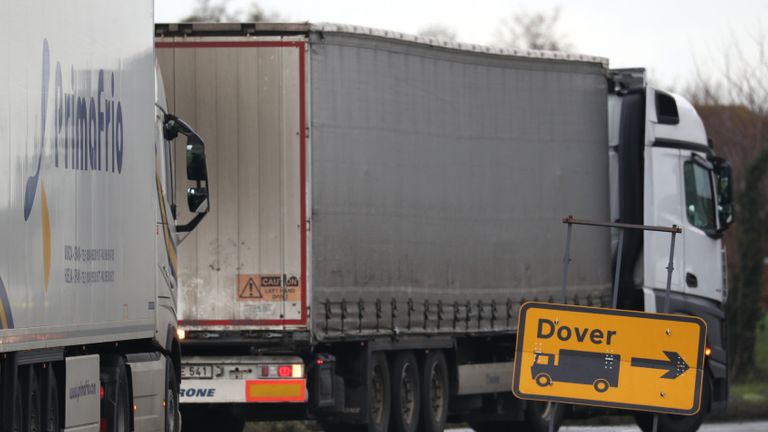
683;161;716;231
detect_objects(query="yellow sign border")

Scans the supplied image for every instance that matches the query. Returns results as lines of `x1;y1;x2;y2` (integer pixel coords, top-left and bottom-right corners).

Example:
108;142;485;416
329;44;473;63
512;302;707;415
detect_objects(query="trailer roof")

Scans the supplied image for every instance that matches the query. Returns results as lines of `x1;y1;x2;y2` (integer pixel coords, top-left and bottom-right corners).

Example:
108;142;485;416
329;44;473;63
154;22;609;68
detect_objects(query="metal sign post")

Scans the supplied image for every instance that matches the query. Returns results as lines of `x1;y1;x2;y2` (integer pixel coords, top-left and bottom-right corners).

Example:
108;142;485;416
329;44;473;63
539;217;685;431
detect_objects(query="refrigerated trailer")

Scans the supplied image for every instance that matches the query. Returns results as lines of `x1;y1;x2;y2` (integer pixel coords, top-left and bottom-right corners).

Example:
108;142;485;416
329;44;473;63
155;23;733;432
0;2;210;431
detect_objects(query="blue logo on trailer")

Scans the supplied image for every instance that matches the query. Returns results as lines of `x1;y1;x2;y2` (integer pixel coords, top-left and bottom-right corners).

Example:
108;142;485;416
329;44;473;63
20;38;128;295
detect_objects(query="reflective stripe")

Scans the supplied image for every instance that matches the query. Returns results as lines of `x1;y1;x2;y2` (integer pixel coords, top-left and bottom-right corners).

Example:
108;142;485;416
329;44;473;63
245;379;306;403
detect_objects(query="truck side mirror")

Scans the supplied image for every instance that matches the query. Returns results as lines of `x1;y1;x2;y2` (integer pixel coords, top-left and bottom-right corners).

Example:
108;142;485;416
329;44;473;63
187;187;209;213
162;112;210;234
186;134;208;181
712;156;734;231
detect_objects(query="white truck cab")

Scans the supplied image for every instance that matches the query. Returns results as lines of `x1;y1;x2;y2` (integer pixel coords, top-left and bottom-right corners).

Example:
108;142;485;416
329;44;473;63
608;69;733;431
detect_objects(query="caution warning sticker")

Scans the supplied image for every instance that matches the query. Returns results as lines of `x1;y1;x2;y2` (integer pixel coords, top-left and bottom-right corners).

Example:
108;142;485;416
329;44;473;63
237;274;301;302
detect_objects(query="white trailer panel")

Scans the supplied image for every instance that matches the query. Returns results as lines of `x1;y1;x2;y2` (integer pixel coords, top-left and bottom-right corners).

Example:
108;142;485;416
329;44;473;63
157;40;307;329
156;24;611;338
0;0;157;351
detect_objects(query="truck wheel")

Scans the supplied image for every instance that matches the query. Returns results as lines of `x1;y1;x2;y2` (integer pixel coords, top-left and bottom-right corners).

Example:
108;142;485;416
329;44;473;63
635;412;705;432
593;378;609;393
367;353;391;432
520;401;565;432
22;366;42;432
42;365;60;432
165;360;180;432
634;373;709;432
101;358;131;432
13;376;22;432
419;351;449;432
181;407;244;432
390;352;420;432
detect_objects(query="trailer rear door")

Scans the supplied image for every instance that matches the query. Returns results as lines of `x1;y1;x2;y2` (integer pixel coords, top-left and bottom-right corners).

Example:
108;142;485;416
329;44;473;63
156;38;307;330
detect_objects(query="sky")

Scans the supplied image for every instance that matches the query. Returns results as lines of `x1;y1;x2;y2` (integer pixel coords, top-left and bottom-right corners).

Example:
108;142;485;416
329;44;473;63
155;0;767;91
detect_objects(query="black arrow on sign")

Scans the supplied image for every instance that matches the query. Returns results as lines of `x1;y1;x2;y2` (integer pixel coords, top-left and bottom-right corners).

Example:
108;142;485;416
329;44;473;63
630;351;690;379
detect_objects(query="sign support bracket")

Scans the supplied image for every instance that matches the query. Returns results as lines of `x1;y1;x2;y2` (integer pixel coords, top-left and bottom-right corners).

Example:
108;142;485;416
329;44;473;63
554;216;681;431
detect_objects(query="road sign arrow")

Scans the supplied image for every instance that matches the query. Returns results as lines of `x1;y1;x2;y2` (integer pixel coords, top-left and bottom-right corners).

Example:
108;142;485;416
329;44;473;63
630;351;690;379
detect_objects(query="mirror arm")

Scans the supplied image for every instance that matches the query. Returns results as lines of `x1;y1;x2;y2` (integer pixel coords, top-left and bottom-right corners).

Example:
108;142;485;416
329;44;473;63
176;211;207;233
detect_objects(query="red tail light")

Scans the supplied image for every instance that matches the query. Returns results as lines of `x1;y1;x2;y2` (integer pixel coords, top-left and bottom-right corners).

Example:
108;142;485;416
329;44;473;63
278;365;292;377
100;385;105;400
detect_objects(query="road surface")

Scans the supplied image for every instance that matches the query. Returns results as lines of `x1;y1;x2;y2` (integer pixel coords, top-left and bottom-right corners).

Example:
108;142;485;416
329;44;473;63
449;421;768;432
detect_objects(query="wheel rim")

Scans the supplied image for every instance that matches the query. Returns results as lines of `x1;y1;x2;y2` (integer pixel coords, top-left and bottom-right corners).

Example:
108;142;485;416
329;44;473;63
371;363;385;424
429;362;445;422
400;363;416;424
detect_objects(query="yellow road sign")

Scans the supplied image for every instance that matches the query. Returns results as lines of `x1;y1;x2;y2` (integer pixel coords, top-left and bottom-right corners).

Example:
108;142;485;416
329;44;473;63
512;302;707;415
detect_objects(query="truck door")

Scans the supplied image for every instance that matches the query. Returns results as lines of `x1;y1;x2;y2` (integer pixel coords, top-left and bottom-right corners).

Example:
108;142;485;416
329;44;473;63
643;144;685;293
679;153;723;300
156;40;307;330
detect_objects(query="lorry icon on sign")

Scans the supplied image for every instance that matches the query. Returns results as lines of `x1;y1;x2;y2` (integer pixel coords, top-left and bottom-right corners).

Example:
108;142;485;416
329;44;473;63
532;349;620;393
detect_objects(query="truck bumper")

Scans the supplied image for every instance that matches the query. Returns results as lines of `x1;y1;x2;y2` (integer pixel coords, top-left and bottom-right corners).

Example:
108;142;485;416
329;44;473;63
180;355;307;404
181;378;306;403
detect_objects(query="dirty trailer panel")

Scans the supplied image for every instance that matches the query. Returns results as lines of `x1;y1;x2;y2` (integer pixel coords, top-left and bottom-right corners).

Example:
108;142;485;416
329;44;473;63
156;40;306;329
157;29;611;338
310;34;611;339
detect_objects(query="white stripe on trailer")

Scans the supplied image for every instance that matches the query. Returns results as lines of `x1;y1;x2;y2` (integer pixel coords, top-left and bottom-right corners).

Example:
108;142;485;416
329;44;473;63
181;379;246;403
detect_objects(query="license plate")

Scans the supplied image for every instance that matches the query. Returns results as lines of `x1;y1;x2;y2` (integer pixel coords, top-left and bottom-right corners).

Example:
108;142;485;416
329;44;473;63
181;365;213;379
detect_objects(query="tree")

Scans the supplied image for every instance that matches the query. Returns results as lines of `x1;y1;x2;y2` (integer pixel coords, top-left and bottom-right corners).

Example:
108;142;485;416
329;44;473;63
493;7;572;51
688;33;768;380
181;0;237;22
417;24;458;42
182;0;283;23
244;3;283;22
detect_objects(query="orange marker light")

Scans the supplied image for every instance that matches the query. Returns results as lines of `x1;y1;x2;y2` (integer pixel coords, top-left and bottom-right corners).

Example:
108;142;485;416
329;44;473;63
705;346;712;356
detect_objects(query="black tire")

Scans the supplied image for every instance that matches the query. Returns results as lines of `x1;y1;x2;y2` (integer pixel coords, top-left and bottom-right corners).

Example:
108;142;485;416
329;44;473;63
22;366;42;432
12;374;23;432
521;401;565;432
181;407;244;432
468;423;506;432
366;353;391;432
634;372;709;432
419;351;449;432
41;366;60;432
472;401;566;432
101;358;131;432
390;352;421;432
165;359;180;432
115;362;131;432
635;412;706;432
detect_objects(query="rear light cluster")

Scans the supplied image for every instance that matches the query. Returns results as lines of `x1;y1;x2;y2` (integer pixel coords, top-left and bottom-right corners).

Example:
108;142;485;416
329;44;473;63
259;363;304;379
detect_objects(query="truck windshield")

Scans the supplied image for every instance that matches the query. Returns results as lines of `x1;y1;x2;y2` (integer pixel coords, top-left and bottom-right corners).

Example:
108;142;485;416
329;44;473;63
683;161;716;231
